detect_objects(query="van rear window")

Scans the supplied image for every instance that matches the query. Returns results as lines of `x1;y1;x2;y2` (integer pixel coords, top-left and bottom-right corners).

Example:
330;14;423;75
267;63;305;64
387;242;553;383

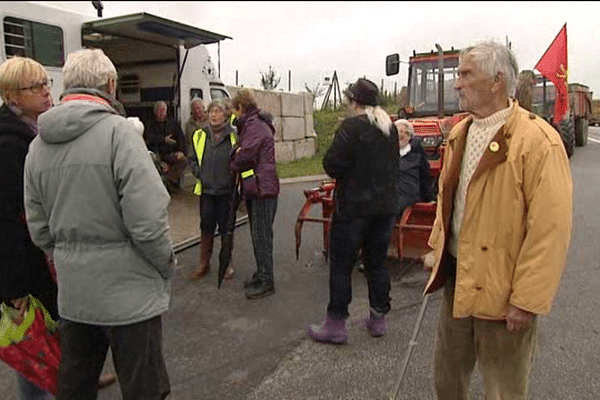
3;16;64;67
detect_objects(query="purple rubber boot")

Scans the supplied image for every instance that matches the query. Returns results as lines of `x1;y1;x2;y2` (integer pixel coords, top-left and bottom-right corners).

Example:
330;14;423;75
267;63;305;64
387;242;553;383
366;310;387;337
307;315;347;344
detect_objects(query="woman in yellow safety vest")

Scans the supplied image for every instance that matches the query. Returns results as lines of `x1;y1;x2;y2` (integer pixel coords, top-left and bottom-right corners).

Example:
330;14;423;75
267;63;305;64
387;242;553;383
188;99;237;281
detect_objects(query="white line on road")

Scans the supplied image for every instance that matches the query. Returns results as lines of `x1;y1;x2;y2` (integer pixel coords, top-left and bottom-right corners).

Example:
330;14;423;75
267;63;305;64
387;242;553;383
589;137;600;144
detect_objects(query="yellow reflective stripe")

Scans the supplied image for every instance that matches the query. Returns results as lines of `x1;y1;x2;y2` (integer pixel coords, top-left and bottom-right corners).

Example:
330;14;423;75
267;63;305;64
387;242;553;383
192;129;207;195
241;169;254;179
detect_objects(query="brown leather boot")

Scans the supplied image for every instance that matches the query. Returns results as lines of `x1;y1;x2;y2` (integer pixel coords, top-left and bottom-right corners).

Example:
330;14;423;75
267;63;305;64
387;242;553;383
190;232;213;280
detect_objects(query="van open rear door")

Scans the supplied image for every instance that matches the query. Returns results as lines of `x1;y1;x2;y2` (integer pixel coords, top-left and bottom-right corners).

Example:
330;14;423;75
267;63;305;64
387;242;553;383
81;12;231;122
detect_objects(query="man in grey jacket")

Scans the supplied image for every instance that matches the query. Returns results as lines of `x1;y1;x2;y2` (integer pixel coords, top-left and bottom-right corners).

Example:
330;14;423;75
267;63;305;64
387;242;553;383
24;48;175;400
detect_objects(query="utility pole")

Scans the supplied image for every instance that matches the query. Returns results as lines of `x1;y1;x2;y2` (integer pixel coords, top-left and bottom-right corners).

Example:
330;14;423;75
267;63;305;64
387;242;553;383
289;70;292;91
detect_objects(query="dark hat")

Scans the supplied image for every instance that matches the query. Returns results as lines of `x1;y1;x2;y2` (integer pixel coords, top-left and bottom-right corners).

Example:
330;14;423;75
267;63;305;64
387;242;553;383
344;78;380;106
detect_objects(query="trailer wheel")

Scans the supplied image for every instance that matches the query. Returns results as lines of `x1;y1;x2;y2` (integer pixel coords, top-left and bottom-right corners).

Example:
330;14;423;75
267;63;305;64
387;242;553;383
575;117;588;147
558;118;575;158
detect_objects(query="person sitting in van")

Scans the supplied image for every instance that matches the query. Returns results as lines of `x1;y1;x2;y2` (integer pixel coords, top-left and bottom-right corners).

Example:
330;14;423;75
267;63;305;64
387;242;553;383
185;98;208;154
144;101;188;192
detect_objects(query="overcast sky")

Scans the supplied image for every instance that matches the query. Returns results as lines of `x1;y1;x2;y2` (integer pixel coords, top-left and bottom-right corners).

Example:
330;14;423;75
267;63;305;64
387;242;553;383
39;1;600;97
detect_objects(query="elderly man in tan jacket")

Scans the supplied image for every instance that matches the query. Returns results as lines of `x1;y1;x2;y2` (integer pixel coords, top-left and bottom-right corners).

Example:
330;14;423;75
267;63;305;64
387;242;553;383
424;40;572;399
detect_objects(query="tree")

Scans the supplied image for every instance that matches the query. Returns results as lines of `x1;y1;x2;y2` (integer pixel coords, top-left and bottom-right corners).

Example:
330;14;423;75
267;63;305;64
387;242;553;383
304;81;328;109
260;65;281;91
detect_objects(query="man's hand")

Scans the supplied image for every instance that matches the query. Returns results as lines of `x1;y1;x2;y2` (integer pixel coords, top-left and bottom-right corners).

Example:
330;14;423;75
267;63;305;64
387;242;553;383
165;135;176;145
422;251;435;273
174;151;185;161
506;305;534;332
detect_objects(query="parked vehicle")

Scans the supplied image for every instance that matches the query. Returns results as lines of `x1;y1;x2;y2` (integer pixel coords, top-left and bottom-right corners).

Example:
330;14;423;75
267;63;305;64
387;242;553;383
1;1;231;127
386;45;468;161
519;71;592;157
590;99;600;127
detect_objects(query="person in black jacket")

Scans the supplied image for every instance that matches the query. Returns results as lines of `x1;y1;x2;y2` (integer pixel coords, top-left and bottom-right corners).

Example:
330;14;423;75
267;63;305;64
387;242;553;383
0;56;59;400
395;119;435;217
188;99;237;281
144;101;188;192
307;78;400;343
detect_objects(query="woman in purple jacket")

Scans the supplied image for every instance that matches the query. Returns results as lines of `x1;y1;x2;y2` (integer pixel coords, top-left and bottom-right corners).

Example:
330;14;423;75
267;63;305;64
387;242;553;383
230;89;279;300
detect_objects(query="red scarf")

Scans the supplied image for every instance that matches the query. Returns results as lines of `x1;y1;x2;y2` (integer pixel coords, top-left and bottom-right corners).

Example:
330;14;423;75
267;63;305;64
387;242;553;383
61;94;111;108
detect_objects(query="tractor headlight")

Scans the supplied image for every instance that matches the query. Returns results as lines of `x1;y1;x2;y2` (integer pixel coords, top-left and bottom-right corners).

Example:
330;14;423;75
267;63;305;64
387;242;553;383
421;135;443;149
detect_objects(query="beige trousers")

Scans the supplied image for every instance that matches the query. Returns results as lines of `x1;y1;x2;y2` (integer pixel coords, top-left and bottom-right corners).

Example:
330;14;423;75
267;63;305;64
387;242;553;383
433;281;538;400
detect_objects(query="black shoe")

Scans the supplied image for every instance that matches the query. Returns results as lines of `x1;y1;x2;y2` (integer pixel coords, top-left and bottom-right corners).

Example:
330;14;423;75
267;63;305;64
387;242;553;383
244;272;261;289
245;284;275;300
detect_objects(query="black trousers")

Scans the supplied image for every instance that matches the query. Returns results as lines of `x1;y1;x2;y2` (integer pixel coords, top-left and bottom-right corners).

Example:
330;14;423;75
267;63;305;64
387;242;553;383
56;316;170;400
199;193;231;236
327;213;396;320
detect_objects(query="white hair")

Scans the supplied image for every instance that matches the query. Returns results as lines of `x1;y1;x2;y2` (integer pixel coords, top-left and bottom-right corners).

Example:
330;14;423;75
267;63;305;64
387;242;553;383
364;105;393;137
364;105;393;136
460;39;519;97
394;119;414;138
62;49;117;91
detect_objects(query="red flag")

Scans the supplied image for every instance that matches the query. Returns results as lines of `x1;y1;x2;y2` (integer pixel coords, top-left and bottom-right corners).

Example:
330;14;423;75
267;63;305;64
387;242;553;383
535;23;568;124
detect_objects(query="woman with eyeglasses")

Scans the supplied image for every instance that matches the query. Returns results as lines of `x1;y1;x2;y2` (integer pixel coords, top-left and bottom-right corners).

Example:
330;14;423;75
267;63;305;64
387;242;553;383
0;56;58;400
0;57;117;399
188;99;238;281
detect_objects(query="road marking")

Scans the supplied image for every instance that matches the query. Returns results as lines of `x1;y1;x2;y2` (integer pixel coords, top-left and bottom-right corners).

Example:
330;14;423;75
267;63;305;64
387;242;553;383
589;137;600;144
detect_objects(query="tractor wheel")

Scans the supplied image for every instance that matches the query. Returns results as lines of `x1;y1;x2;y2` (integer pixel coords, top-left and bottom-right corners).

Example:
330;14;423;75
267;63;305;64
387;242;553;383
558;117;575;158
575;117;588;147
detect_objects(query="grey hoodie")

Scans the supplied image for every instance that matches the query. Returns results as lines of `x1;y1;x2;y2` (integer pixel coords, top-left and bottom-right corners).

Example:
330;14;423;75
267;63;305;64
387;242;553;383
24;88;174;325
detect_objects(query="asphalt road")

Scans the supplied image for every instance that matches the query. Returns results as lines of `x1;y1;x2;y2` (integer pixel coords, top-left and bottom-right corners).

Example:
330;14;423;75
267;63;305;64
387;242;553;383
2;128;600;399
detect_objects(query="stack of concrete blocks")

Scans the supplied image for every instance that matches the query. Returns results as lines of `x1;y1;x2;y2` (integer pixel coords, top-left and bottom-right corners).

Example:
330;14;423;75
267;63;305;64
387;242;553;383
226;86;317;163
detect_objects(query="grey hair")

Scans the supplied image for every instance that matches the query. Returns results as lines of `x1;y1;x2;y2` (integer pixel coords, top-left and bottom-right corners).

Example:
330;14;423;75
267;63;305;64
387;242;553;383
62;49;117;91
154;101;167;113
191;97;204;108
460;39;519;97
364;105;393;137
207;99;230;116
394;119;414;138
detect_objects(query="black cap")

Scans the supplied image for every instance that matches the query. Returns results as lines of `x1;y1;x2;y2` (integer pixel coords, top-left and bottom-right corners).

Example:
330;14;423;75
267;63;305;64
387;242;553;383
344;78;380;106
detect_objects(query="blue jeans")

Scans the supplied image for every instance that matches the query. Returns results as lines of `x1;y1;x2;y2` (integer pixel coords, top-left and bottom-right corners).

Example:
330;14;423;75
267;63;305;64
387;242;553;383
16;372;53;400
327;213;396;320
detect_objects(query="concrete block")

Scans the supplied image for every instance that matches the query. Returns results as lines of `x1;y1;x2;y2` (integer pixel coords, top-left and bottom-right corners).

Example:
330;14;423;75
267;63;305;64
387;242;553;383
281;117;305;141
253;90;282;116
225;86;282;116
303;92;315;116
281;92;304;117
275;141;295;163
305;114;316;138
226;86;240;99
272;116;283;142
294;138;316;159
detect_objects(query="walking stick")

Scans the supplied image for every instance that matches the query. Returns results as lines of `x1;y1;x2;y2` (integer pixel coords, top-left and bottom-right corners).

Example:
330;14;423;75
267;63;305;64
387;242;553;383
390;293;431;400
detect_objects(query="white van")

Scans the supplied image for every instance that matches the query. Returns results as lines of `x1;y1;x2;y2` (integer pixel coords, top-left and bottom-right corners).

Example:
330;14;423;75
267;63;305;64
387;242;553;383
1;1;231;127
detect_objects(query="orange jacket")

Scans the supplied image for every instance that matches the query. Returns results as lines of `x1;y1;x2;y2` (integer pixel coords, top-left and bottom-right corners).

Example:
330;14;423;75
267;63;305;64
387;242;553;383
425;101;572;319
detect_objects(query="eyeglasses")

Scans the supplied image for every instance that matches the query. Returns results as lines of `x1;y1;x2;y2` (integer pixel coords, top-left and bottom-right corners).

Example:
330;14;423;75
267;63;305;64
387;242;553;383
20;78;53;93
